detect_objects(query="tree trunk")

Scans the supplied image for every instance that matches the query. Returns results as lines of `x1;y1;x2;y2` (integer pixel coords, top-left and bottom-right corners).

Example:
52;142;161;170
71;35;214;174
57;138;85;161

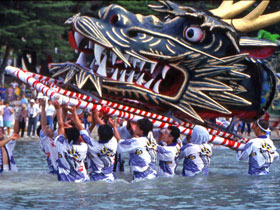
0;46;11;85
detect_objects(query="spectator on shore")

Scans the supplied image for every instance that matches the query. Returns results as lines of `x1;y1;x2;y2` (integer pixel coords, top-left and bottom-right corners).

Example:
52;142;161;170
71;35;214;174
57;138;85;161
27;99;40;137
0;84;6;100
0;100;3;133
3;101;14;137
45;99;56;130
18;104;28;138
10;79;19;89
14;86;20;99
6;84;14;102
20;82;26;96
20;94;28;105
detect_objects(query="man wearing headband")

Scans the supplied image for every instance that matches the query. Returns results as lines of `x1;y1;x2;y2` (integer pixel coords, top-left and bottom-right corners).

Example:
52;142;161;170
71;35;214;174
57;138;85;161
237;119;279;175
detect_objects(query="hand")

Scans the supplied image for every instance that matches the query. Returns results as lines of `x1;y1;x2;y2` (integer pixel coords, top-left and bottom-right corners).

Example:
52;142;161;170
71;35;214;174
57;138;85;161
10;133;20;140
52;100;61;109
108;117;117;128
39;98;46;107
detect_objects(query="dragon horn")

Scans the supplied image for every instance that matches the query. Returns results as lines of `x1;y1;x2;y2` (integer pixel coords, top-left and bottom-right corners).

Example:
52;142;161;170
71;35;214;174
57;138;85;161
210;0;256;19
221;0;280;32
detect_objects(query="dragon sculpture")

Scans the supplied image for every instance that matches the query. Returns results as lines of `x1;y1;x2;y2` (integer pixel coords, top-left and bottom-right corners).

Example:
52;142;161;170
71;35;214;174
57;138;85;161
48;0;280;129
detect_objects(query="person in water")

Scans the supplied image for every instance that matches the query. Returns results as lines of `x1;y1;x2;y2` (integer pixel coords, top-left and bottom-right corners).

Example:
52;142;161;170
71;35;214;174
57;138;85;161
112;118;158;181
179;125;212;176
156;126;181;177
237;119;279;175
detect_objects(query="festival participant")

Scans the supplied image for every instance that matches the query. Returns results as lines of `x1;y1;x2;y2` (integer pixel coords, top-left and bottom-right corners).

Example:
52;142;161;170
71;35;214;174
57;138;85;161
27;99;40;137
0;132;20;173
53;100;89;182
237;119;279;175
38;98;58;174
113;120;137;172
156;126;181;177
72;109;117;182
112;117;157;181
0;84;6;101
179;125;212;176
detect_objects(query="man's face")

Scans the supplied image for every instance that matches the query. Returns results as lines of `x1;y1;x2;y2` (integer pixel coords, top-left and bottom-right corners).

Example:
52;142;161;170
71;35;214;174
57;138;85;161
159;128;173;145
46;125;54;138
134;124;143;137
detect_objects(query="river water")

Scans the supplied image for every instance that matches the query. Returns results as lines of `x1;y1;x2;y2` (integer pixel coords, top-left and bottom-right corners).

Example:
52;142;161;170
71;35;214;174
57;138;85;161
1;139;280;210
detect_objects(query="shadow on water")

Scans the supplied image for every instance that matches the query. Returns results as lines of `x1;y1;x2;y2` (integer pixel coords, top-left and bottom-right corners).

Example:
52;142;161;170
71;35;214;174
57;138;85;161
0;140;280;209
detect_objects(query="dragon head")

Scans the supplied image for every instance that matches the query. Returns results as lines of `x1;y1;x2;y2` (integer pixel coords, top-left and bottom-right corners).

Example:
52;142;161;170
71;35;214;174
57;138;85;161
50;0;280;124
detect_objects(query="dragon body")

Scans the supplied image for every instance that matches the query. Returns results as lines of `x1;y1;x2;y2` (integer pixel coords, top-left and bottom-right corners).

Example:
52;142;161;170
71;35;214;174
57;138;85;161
46;1;280;126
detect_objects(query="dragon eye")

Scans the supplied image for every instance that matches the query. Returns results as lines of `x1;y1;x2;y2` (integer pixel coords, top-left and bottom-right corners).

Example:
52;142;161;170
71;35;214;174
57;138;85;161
184;26;204;42
109;14;119;24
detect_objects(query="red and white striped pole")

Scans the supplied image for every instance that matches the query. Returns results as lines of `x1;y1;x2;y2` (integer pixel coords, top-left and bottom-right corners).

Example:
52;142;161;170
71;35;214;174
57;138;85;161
5;66;246;150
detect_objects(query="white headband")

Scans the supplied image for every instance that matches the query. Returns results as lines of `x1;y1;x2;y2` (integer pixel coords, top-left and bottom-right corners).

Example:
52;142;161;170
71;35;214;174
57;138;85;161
256;120;271;133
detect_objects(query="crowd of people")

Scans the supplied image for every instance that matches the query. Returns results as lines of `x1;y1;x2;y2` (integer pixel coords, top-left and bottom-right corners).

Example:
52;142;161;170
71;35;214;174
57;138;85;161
0;79;279;181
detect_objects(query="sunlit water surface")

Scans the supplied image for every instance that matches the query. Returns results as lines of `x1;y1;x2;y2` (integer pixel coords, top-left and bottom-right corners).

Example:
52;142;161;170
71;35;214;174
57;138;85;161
1;140;280;210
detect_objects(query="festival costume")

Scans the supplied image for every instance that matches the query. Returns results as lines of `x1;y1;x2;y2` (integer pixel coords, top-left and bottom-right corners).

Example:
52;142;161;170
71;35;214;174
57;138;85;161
39;130;58;174
117;133;157;180
237;135;279;175
80;130;117;182
179;125;212;176
0;140;17;173
54;134;89;182
157;142;181;177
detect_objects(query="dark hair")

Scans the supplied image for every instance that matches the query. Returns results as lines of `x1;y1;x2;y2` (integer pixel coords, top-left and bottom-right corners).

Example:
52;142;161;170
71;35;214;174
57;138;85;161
168;126;180;143
65;127;80;145
137;118;153;136
98;124;114;144
257;119;270;132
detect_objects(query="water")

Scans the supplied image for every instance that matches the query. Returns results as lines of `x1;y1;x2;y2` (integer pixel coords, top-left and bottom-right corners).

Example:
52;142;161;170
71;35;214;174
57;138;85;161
1;140;280;210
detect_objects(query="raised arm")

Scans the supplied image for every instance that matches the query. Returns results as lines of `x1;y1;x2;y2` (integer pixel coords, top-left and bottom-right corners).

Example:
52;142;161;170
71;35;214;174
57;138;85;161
52;100;64;136
0;133;20;147
88;109;96;133
39;98;47;131
108;118;121;141
69;106;84;131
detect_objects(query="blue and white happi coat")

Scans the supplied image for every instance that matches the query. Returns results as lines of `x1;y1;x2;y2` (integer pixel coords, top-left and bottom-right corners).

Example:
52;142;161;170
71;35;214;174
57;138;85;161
0;140;17;173
54;134;89;182
117;134;157;180
237;136;279;175
80;130;117;182
157;143;181;177
39;130;58;174
179;143;212;176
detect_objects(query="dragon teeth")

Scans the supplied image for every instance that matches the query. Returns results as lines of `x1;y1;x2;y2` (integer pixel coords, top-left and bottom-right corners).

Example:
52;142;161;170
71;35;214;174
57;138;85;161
150;62;157;74
127;71;135;83
89;41;94;49
112;52;117;66
124;54;130;68
136;73;145;85
94;44;105;65
162;65;170;79
76;52;86;66
74;32;83;48
144;78;154;89
120;70;126;82
97;54;107;77
90;58;95;69
112;68;118;80
139;60;145;71
153;79;161;93
132;58;139;68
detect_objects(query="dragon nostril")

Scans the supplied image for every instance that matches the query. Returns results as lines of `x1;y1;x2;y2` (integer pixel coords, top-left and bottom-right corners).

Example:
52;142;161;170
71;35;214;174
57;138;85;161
109;14;119;24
